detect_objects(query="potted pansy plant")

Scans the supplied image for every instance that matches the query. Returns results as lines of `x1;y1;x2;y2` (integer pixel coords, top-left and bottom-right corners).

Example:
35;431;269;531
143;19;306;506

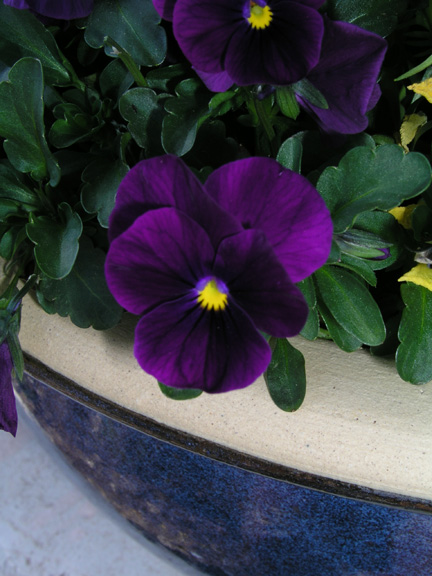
4;1;432;574
2;0;432;435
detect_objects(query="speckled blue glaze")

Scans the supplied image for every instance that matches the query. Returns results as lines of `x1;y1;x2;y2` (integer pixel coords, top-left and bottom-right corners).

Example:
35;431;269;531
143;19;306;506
15;365;432;576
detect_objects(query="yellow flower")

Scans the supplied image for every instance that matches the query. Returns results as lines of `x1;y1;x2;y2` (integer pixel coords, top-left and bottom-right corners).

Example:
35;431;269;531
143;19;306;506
399;263;432;291
399;112;427;152
389;204;417;229
408;78;432;103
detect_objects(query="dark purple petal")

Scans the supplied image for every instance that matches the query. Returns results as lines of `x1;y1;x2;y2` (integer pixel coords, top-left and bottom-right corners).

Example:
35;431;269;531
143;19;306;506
106;208;214;315
195;68;234;92
214;229;308;336
0;341;17;437
134;295;271;393
298;18;387;134
173;0;324;86
152;0;176;20
108;155;242;247
4;0;93;18
205;157;333;282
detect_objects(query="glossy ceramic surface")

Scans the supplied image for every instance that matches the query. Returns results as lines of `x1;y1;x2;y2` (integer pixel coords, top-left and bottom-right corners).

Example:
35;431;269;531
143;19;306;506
15;359;432;576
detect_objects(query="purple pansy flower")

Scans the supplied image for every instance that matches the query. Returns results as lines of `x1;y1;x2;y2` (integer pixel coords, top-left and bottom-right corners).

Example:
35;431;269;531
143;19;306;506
106;155;332;393
172;0;325;86
3;0;93;19
0;340;17;436
297;18;387;134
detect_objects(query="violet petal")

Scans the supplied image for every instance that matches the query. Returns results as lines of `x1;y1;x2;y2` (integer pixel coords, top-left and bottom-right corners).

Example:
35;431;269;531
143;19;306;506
106;207;214;315
152;0;176;20
214;229;308;336
173;0;324;86
108;155;242;247
298;17;387;134
0;341;17;437
134;295;271;393
205;157;333;282
4;0;93;18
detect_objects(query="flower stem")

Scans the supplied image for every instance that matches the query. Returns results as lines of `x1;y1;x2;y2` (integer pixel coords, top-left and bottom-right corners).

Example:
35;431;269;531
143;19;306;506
104;36;148;88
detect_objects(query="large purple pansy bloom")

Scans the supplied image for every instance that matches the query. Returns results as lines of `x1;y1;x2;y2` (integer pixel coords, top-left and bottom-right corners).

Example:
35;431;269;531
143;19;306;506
3;0;94;19
172;0;325;86
106;155;332;393
297;17;387;134
0;340;17;436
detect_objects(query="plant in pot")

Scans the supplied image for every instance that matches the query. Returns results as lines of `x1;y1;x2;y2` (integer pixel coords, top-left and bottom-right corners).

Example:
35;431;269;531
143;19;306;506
1;0;432;574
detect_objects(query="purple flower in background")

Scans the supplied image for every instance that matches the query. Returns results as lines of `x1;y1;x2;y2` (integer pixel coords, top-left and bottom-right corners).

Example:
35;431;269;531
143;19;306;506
297;18;387;134
0;340;17;436
172;0;325;86
3;0;93;19
106;155;332;393
152;0;176;21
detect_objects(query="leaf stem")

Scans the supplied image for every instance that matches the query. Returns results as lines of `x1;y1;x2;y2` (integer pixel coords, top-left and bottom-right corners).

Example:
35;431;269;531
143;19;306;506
104;36;148;88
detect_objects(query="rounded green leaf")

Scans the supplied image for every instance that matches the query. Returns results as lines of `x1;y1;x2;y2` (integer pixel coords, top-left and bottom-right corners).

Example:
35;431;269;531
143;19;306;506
264;338;306;412
317;145;432;233
85;0;166;67
0;58;60;185
26;203;83;279
158;382;203;400
315;266;386;346
397;283;432;384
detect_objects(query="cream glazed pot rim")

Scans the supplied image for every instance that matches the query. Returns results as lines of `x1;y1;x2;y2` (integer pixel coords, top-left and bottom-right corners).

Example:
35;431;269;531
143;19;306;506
18;293;432;509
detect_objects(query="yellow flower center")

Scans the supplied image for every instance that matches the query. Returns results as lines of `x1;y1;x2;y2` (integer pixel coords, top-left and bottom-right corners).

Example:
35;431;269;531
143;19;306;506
197;278;228;311
248;2;273;29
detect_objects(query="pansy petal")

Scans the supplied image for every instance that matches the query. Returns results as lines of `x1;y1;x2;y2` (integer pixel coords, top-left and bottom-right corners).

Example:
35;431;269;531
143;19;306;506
108;155;242;246
135;295;271;393
4;0;94;18
0;341;17;436
173;0;324;86
205;157;333;282
215;229;308;337
195;68;234;92
298;18;387;134
106;208;214;315
152;0;175;20
224;1;325;86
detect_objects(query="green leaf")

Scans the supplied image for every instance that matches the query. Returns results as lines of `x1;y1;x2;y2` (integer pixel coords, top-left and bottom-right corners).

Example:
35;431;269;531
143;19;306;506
277;137;303;173
147;64;188;91
396;283;432;384
119;87;164;154
0;3;71;85
264;338;306;412
297;276;319;340
99;59;134;101
0;58;60;185
316;292;362;352
158;382;203;400
26;203;83;279
353;211;404;270
336;253;377;286
85;0;166;66
0;162;39;208
326;0;404;37
162;78;210;156
275;86;301;119
81;158;128;228
315;265;386;346
49;89;103;148
36;236;123;330
317;145;431;233
291;78;328;109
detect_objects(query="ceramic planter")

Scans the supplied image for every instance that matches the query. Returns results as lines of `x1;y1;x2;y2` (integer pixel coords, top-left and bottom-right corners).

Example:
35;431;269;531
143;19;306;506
15;293;432;576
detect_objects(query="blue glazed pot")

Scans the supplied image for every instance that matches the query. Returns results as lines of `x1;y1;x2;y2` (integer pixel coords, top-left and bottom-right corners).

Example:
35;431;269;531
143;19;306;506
15;296;432;576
